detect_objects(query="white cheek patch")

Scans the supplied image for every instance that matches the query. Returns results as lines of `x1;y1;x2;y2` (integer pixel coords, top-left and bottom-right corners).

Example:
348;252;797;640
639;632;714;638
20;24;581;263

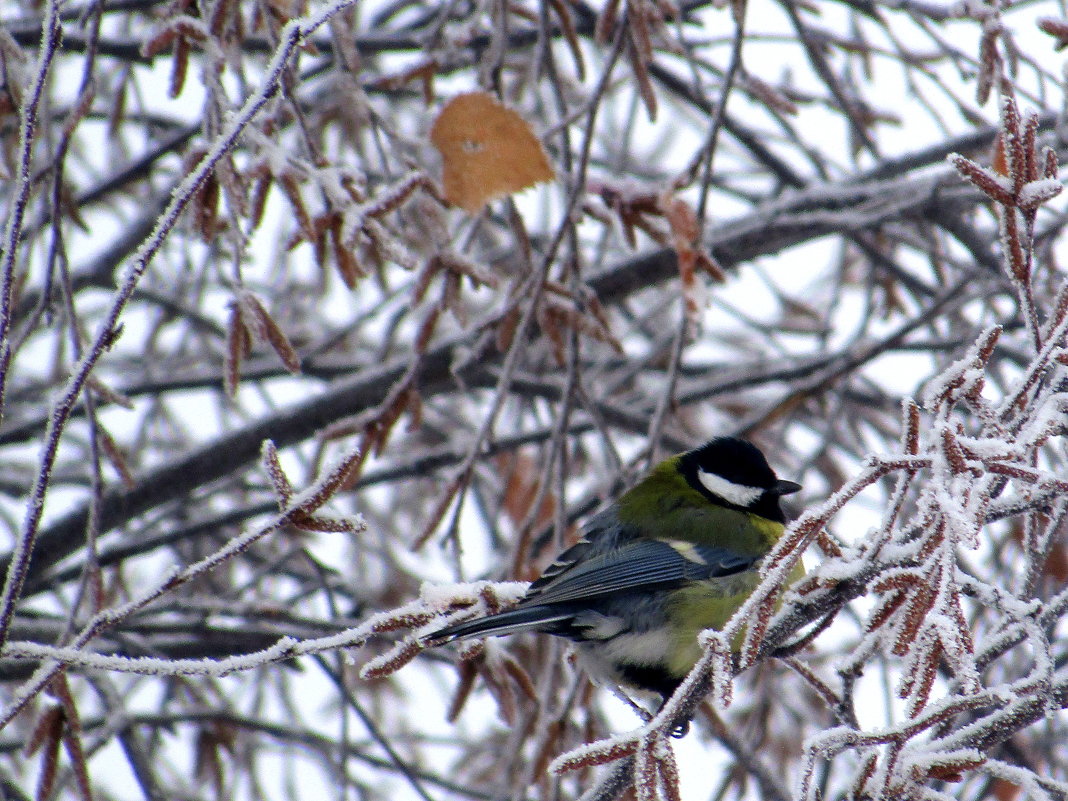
697;469;763;507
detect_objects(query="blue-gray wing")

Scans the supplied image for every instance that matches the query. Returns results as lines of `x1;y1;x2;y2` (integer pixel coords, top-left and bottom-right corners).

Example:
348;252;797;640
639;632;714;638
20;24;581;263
524;539;757;607
425;539;758;644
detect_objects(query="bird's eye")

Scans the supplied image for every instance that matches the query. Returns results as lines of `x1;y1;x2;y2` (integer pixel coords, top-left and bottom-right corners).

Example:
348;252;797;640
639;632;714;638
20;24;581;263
696;469;764;507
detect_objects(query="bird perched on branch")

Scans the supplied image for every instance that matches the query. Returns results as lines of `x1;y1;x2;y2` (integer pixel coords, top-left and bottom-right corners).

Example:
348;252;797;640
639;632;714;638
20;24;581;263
426;437;803;727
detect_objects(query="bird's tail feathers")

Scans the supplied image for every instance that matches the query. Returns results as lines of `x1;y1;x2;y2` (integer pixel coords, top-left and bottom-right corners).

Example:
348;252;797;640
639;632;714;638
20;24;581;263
426;605;570;644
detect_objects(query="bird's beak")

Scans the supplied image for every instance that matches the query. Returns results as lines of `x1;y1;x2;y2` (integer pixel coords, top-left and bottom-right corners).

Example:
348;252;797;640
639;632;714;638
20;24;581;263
773;480;802;496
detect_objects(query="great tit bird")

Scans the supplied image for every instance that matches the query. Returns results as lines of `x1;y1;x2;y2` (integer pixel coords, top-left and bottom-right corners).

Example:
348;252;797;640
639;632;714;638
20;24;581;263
426;437;802;713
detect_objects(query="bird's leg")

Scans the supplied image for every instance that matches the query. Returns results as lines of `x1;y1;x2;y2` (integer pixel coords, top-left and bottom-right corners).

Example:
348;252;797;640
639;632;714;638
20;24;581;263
668;718;690;738
606;685;654;724
656;696;692;738
607;686;692;737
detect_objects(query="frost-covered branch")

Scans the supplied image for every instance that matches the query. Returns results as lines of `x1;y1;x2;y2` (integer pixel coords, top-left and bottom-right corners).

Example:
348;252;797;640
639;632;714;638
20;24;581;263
4;0;1068;798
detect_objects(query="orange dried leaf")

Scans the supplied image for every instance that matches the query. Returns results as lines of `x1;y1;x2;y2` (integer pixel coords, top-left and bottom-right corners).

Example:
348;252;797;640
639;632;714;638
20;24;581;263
941;427;970;473
413;476;463;549
904;641;942;715
405;388;423;432
170;36;190;98
362;640;422;679
976;26;999;106
866;589;906;633
27;705;64;758
239;292;301;374
500;654;539;701
194;728;225;795
661;194;699;245
628;37;658;121
142;26;179;58
293;446;364;515
371;57;438;102
217;155;248;219
991;132;1008;177
412;258;440;305
596;0;621;43
430;92;555;213
442;270;463;321
1044;146;1060;179
414;305;440;354
1001;98;1026;190
543;299;624;354
913;753;985;782
635;742;658;801
746;74;799;115
62;83;95;139
225;302;250;397
193;171;220;240
290;511;365;533
30;709;64;801
441;252;499;288
98;425;135;489
532;719;566;777
496;306;521;352
261;440;293;506
852;754;879;798
279;172;315;242
537;303;567;366
249;171;272;229
447;659;480;722
814;529;842;558
904;400;920;453
329;219;364;289
481;664;518;725
208;0;237;36
892;584;936;656
61;725;93;801
694;251;726;283
86;375;134;409
629;7;654;64
1039;16;1068;49
551;737;639;773
1022;111;1039;183
950;154;1013;206
656;744;683;801
993;779;1022;801
498;451;554;533
549;0;585;78
1044;543;1068;582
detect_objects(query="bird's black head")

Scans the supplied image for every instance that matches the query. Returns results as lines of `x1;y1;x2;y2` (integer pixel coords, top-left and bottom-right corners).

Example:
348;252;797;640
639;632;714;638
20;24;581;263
678;437;801;523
